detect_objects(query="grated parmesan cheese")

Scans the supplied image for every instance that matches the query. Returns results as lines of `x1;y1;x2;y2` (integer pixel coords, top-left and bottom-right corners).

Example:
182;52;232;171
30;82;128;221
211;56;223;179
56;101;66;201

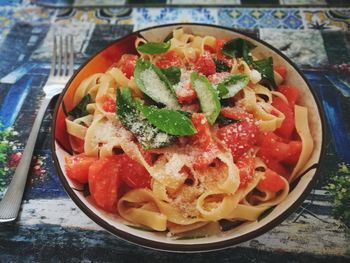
164;153;187;179
91;121;118;145
140;68;178;109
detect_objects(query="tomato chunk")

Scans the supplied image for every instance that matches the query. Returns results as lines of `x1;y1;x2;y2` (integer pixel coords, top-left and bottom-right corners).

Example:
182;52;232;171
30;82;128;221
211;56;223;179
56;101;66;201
99;96;116;113
220;107;254;121
65;155;98;184
274;66;287;80
257;132;302;179
217;119;259;160
259;132;290;163
88;156;121;212
190;113;212;149
176;83;197;104
236;155;255;189
119;154;151;189
204;44;215;54
193;52;216;76
68;135;85;154
119;54;138;79
278;85;299;108
156;50;182;69
257;169;286;193
190;113;217;169
283;140;302;166
272;96;295;139
262;157;290;179
215;38;227;55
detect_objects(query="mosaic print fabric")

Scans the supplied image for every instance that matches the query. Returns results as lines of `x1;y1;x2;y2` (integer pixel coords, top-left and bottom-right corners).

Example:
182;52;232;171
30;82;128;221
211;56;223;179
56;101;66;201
32;0;348;7
0;1;349;261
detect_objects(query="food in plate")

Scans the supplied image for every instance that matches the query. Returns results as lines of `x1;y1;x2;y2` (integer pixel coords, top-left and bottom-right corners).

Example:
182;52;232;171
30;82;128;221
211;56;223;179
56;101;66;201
63;28;314;235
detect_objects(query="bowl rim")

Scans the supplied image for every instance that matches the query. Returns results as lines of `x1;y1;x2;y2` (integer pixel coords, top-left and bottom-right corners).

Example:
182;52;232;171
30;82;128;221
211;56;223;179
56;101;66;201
51;22;327;252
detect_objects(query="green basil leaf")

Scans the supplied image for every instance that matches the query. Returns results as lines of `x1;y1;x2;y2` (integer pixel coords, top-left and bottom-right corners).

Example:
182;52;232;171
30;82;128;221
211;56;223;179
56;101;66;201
218;74;249;99
116;88;176;149
68;94;91;119
134;59;180;109
137;41;171;55
221;38;276;88
221;38;256;61
252;57;276;89
190;71;221;124
214;59;231;73
216;83;229;98
160;66;181;85
138;104;196;136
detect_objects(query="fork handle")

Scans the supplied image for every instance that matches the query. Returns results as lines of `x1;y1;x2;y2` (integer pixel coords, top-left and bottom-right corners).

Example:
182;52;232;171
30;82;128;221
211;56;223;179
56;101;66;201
0;97;51;222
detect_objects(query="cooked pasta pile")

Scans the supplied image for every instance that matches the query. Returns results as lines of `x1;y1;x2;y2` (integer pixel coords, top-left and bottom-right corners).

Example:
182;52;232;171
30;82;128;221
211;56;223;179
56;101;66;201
64;28;314;235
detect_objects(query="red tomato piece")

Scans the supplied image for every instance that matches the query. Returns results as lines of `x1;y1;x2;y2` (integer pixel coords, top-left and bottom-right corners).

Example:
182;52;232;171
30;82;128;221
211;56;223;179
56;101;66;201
274;66;287;80
216;119;259;160
257;169;286;193
236;155;255;189
102;97;116;113
216;54;233;69
221;107;254;121
215;38;227;55
190;113;217;169
156;50;182;69
259;132;290;163
193;52;216;76
257;132;302;179
88;156;121;212
119;54;138;79
181;103;200;113
192;151;217;170
65;154;98;184
176;83;197;104
204;44;215;54
119;154;151;189
190;113;212;149
283;140;302;166
278;85;299;108
69;135;85;154
263;157;290;179
272;96;295;139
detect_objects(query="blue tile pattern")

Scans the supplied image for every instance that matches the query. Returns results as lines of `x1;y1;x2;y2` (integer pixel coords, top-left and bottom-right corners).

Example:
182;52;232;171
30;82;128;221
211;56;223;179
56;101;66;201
133;7;217;30
218;8;304;29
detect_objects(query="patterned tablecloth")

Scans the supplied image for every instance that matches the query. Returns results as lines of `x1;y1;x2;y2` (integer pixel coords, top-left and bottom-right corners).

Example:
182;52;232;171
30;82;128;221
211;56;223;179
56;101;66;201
0;0;349;262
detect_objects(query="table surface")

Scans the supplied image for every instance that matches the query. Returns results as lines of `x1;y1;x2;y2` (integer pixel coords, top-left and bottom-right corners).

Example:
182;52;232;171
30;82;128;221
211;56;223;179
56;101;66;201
0;0;350;262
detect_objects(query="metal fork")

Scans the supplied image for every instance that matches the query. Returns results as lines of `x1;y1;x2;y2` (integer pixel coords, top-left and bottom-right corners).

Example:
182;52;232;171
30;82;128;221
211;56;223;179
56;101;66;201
0;35;74;222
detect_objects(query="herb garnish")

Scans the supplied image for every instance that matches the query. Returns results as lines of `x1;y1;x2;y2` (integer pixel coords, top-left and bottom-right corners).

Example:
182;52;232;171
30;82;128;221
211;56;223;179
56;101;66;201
137;41;171;55
67;94;91;119
160;66;181;85
116;88;176;149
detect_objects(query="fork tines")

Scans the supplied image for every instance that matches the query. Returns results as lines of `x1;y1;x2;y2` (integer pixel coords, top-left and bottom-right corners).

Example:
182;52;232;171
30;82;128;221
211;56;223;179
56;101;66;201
50;35;74;78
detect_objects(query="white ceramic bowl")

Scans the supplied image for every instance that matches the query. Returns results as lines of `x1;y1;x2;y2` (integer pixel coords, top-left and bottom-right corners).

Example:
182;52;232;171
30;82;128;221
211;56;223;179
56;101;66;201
52;23;326;252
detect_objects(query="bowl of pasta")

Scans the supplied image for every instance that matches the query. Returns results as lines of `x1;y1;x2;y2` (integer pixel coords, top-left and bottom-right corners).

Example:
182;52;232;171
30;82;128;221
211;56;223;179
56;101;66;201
52;23;325;251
